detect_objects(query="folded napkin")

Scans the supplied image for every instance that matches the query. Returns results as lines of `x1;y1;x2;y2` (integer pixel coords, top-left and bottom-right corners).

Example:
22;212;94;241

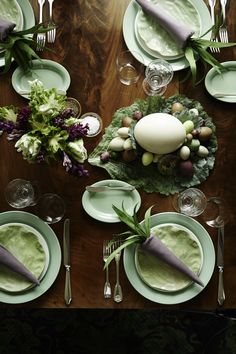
0;244;40;285
135;0;195;49
142;234;204;287
0;18;16;42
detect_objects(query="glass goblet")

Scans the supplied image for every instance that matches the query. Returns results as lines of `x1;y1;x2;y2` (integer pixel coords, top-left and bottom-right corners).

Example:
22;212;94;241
202;197;227;228
142;59;173;96
37;193;65;224
172;188;207;217
5;178;38;209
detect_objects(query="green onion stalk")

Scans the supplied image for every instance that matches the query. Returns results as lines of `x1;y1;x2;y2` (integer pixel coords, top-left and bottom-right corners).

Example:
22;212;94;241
105;204;204;287
0;18;55;74
136;0;236;85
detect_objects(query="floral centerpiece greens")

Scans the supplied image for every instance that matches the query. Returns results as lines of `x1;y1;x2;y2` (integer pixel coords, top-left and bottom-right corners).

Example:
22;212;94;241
105;204;204;287
0;80;89;177
136;0;236;84
0;19;55;74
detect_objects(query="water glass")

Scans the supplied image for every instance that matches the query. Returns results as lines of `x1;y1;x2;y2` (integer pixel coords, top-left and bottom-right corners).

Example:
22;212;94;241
172;188;207;217
5;178;38;209
142;59;173;96
37;193;65;224
202;197;227;227
116;50;144;85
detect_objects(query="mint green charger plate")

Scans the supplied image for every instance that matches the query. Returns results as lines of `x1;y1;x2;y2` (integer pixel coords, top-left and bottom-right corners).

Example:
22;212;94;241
0;211;61;304
124;212;215;305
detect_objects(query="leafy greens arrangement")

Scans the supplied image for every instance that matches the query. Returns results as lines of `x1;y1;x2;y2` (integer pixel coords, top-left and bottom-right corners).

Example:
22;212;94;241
0;80;89;177
105;204;204;287
89;95;217;195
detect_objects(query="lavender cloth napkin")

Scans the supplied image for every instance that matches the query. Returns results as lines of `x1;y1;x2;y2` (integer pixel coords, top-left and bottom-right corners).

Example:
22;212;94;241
135;0;195;49
0;18;16;42
0;244;39;285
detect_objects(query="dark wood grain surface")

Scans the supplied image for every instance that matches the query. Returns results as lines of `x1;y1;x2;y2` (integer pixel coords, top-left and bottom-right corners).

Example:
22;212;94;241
0;0;235;309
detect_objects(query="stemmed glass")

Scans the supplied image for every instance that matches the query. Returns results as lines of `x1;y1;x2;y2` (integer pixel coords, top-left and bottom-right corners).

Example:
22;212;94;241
142;59;173;96
36;193;65;224
4;178;39;209
172;188;207;217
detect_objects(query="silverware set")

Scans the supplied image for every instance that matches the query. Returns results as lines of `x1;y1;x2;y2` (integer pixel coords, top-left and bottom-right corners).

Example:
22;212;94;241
103;240;123;302
36;0;56;51
208;0;229;53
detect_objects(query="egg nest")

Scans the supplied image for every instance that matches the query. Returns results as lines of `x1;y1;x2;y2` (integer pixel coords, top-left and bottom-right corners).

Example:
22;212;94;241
88;95;217;195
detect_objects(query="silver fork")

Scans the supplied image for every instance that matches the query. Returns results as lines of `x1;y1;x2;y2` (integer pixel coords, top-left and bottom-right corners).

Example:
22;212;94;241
36;0;46;51
47;0;56;43
219;0;228;43
208;0;220;53
103;240;111;299
113;240;123;303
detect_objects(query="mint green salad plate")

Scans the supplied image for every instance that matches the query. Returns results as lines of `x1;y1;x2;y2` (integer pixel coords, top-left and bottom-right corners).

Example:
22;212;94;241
0;0;23;32
0;0;35;67
205;61;236;103
12;59;71;98
124;212;215;304
82;179;141;223
0;223;50;293
123;0;211;70
0;211;61;304
135;0;201;60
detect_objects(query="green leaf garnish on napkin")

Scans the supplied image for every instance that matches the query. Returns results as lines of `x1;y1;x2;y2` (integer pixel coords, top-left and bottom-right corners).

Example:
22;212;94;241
0;20;55;74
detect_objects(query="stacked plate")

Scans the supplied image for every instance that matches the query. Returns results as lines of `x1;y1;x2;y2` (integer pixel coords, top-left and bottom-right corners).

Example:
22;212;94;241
0;0;35;67
123;0;212;71
0;211;61;304
124;212;215;304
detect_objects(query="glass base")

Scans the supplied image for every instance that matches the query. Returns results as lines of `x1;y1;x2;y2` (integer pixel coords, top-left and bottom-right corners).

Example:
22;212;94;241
142;79;167;96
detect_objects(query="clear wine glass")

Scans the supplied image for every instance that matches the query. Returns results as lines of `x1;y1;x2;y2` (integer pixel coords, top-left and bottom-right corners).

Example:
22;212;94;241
36;193;65;224
142;59;173;96
202;197;227;228
5;178;39;209
172;188;207;217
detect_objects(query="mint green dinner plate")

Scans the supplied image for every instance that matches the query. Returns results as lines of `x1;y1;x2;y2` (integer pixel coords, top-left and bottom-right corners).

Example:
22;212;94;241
0;211;61;304
124;212;215;304
12;59;71;98
123;0;211;70
205;61;236;103
0;0;35;67
82;179;141;223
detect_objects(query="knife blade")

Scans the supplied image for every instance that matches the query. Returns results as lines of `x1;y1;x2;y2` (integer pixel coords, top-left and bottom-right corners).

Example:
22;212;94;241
217;225;225;306
86;185;135;192
63;218;72;305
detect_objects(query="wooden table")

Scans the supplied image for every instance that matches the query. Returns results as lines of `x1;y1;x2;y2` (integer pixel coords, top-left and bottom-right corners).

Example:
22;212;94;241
0;0;235;309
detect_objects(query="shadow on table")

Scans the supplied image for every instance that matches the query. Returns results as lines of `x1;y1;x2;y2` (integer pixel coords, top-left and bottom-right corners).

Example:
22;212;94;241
0;309;236;354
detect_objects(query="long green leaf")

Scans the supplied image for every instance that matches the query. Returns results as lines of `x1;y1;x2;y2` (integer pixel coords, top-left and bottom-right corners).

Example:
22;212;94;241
104;237;140;269
184;46;197;85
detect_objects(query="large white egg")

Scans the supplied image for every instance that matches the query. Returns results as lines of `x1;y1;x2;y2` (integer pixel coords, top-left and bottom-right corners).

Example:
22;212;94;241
134;113;186;154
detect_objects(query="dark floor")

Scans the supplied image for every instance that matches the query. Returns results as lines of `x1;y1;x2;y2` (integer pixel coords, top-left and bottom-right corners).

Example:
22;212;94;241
0;309;236;354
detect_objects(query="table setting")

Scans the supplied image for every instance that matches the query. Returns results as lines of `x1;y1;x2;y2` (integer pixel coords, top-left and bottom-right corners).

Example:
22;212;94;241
0;0;235;311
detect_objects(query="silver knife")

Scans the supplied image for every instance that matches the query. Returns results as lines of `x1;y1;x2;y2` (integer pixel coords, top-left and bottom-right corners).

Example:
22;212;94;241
86;186;135;192
63;218;72;305
217;225;225;306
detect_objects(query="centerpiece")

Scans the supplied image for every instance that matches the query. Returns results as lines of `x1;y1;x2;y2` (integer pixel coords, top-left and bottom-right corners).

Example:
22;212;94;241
0;80;89;177
89;95;217;195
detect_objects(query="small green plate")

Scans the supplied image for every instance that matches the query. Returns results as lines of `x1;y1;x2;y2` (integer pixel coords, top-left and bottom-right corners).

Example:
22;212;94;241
205;61;236;103
82;179;141;223
0;211;61;304
11;59;71;98
124;212;215;304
